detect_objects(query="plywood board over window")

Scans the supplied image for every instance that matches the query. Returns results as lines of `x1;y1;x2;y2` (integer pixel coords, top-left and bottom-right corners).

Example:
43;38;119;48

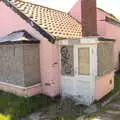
61;46;74;76
78;48;90;75
97;43;114;76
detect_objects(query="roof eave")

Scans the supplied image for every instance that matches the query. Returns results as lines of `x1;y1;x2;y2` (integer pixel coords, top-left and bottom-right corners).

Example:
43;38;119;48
0;40;40;45
98;37;116;42
2;0;55;43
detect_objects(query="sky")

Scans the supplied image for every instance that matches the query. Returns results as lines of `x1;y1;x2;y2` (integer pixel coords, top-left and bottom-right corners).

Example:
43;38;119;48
31;0;120;19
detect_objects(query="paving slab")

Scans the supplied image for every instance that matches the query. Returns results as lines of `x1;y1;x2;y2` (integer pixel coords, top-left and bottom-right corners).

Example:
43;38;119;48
106;110;120;115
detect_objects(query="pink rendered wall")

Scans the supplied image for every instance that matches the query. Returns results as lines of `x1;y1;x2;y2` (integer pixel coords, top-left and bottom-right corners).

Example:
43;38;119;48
95;71;114;100
69;0;82;23
0;2;42;39
39;38;60;97
96;9;106;36
0;2;60;97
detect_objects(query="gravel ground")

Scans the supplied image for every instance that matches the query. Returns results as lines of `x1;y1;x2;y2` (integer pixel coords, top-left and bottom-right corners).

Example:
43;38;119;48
21;98;87;120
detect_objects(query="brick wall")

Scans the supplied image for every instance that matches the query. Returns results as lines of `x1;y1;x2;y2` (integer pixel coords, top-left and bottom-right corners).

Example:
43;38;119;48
81;0;97;36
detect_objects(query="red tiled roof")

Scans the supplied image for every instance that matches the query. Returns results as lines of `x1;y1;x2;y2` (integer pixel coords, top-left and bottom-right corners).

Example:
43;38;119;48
10;0;82;39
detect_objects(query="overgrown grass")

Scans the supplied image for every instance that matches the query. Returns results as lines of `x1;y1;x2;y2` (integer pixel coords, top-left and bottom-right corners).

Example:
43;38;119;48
0;73;120;120
113;72;120;93
0;92;58;120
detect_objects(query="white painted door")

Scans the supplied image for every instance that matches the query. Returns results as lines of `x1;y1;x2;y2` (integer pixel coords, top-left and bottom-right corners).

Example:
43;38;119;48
73;45;96;105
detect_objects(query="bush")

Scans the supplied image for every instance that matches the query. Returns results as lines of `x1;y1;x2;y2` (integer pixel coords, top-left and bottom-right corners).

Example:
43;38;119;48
0;114;11;120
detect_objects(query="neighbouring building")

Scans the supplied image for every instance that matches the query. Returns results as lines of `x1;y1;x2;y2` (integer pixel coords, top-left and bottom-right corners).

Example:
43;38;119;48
70;0;120;70
0;0;116;105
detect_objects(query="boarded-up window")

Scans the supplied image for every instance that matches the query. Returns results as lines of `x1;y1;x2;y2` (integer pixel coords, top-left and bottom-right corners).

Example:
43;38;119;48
98;43;114;76
61;46;74;76
78;48;90;75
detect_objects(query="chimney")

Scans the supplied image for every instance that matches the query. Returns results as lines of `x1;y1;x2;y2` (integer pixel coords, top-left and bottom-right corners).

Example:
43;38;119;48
81;0;97;36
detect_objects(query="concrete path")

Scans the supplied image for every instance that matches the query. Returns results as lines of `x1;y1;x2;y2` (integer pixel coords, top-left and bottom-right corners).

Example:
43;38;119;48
95;100;120;120
21;98;86;120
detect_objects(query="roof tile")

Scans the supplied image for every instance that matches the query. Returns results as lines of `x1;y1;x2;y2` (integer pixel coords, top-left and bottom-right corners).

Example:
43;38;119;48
11;0;82;39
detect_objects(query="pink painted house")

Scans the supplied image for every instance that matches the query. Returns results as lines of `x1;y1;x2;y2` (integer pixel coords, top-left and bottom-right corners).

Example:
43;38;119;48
0;0;81;98
0;0;116;105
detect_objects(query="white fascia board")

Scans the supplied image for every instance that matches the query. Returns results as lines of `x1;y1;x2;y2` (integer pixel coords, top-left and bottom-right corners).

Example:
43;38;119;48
80;36;99;44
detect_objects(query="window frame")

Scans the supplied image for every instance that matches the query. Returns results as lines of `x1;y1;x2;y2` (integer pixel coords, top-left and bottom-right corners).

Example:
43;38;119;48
78;47;90;75
105;17;120;28
74;45;92;76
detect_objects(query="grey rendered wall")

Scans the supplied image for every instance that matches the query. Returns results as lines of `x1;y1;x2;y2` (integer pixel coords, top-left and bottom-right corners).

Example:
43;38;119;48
0;45;24;86
61;45;74;76
23;44;40;86
97;42;114;76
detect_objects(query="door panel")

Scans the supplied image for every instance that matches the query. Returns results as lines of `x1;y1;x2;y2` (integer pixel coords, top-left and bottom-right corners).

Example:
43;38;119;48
73;45;95;105
78;48;90;75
